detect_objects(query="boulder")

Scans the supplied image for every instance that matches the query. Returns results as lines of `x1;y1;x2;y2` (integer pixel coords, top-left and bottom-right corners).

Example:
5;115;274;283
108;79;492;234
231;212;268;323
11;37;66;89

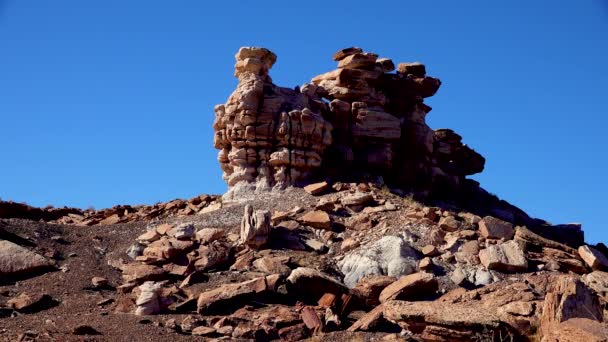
299;210;332;230
479;216;514;240
540;276;603;338
304;181;329;195
197;276;269;314
339;235;418;288
379;272;438;303
541;318;608;342
340;192;374;207
582;271;608;300
195;228;225;244
240;205;271;248
351;275;396;307
439;215;460;232
0;240;53;278
579;245;608;271
479;240;528;272
286;267;347;302
135;281;162;315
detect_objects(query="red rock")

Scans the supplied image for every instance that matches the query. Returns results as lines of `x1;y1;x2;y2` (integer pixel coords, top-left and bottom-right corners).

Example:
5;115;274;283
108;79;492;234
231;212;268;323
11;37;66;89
299;210;332;230
317;293;337;308
304;181;329;195
100;214;121;225
540;276;603;334
286;267;348;302
301;306;323;335
278;323;309;341
196;277;268;314
352;275;396;307
479;216;514;240
332;47;363;61
579;245;608;271
379;272;438;303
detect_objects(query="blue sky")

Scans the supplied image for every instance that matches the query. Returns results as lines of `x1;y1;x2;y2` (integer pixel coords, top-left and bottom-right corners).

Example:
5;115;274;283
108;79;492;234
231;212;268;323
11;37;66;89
0;1;607;243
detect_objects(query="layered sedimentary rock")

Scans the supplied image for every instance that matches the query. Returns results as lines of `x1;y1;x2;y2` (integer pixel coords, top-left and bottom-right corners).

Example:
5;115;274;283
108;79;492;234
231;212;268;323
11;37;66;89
214;47;484;198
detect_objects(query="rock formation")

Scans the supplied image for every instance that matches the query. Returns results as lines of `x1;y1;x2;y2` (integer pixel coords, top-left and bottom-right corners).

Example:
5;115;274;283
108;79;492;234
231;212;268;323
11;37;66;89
214;47;485;199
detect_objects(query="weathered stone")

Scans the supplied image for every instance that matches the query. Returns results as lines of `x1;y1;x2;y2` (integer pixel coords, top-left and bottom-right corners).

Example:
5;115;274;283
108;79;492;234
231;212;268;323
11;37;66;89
352;275;396;307
379;272;438;303
396;62;426;76
91;277;108;288
540;276;603;338
191;326;215;336
252;256;291;275
286;267;347;302
421;244;439;256
7;292;52;312
240;205;271;248
419;257;433;271
195;228;225;244
197;276;268;314
479;240;528;272
439;215;460;232
332;47;363;61
299;210;332;230
579;245;608;271
213;47;485;200
137;230;160;244
340;238;360;253
479;216;514;240
339;235;418;288
582;271;608;300
337;53;378;69
193;241;231;271
0;240;53;277
304;181;329;195
375;58;395;72
135;281;162;315
499;301;535;317
542;318;608;342
120;264;166;283
341;192;374;207
168;223;195;240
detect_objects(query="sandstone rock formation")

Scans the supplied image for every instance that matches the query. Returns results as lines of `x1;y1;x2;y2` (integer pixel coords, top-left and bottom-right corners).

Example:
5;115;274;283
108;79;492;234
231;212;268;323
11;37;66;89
214;47;485;199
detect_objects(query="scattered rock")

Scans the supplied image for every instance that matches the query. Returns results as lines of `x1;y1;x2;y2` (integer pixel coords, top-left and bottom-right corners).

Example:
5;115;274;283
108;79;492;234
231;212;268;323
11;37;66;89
240;205;271;248
351;275;396;307
304;181;329;195
299;210;332;230
286;267;347;302
479;240;528;272
438;215;460;232
540;276;603;338
379;272;438;303
339;235;418;288
91;277;108;288
135;281;162;315
579;245;608;271
7;292;53;312
197;276;269;314
340;238;360;253
421;244;439;256
479;216;514;240
0;240;53;278
195;228;225;244
169;223;195;240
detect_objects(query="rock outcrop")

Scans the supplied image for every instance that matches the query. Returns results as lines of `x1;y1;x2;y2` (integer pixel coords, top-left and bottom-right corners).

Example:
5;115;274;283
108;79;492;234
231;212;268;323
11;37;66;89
214;47;484;199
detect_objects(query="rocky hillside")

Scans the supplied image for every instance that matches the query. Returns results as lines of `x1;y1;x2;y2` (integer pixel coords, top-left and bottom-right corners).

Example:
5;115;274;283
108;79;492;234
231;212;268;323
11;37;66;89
1;47;607;341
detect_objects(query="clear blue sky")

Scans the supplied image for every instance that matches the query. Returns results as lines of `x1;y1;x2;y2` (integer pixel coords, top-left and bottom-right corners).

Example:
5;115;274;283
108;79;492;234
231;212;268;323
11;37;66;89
1;1;607;243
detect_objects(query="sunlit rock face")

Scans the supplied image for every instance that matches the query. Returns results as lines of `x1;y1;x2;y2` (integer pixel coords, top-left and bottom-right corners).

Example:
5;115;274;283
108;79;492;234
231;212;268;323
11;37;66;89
213;47;484;199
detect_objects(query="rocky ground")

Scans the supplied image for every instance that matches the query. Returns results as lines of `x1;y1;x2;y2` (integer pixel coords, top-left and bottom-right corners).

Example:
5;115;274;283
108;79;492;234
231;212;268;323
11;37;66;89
1;182;608;341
